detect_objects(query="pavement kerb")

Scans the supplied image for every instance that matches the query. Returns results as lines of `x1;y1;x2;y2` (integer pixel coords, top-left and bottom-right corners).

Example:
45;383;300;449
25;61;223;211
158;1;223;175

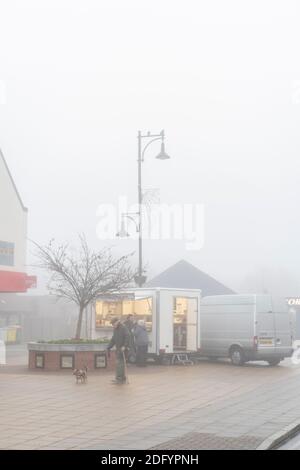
256;421;300;450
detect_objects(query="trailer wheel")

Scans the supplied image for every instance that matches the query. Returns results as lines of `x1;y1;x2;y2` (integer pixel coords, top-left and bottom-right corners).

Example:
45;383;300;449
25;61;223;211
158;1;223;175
127;352;136;364
268;359;281;367
229;347;245;366
154;356;163;365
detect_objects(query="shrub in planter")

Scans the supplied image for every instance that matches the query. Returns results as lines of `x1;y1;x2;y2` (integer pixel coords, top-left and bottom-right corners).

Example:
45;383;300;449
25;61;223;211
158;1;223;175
38;338;110;345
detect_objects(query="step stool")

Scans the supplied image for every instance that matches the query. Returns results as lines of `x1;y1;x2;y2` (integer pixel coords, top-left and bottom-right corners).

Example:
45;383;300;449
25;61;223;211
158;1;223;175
171;353;194;365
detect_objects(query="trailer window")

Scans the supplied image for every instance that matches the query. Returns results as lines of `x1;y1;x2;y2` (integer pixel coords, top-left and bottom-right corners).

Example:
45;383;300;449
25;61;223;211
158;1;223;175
123;297;153;332
95;300;123;328
95;297;153;331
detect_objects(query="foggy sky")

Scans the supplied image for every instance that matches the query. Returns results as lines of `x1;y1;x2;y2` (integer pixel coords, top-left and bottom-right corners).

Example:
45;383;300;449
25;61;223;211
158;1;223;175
1;0;300;295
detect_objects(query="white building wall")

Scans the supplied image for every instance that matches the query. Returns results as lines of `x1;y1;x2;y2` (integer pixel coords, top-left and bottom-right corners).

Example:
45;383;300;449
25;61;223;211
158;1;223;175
0;152;27;273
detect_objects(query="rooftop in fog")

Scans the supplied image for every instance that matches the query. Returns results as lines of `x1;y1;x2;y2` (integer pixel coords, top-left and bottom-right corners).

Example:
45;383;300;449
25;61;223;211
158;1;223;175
146;260;235;296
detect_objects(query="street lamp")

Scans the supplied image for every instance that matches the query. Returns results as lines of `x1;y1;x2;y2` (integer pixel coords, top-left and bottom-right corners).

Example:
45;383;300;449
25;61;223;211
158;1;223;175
116;213;139;238
115;218;130;238
116;130;171;287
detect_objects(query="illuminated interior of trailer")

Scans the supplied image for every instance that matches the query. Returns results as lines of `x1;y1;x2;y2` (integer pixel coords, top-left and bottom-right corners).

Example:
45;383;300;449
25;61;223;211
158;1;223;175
95;296;153;331
173;297;188;349
173;297;198;350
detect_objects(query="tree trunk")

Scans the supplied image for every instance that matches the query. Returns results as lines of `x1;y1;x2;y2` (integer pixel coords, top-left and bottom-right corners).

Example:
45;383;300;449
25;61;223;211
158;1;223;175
75;305;84;340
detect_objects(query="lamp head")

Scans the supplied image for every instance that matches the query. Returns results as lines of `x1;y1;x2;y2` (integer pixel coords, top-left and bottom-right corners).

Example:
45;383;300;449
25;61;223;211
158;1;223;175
155;142;170;160
116;219;130;238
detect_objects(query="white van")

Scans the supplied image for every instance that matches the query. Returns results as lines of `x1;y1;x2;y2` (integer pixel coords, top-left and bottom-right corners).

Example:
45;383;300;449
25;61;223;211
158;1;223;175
92;287;201;361
200;294;294;366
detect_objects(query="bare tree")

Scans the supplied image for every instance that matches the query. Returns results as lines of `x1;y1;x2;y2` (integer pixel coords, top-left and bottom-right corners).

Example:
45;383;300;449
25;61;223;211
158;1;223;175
33;235;136;339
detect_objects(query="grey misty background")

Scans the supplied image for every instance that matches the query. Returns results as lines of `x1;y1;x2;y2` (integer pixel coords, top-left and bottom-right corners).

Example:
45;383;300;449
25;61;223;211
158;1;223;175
1;0;300;297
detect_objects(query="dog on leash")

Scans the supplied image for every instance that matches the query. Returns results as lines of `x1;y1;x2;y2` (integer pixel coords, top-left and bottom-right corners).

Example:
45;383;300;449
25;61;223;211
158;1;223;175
73;366;88;384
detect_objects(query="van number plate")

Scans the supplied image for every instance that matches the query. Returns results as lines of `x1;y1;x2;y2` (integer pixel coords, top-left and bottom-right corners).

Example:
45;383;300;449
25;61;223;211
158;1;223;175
259;338;274;346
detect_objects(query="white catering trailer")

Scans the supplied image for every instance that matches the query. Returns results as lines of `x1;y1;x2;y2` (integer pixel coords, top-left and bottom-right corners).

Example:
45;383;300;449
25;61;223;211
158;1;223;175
92;288;201;361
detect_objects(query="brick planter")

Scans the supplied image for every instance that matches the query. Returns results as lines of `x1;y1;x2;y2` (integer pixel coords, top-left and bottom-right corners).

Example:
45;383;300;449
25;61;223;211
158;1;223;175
28;342;116;371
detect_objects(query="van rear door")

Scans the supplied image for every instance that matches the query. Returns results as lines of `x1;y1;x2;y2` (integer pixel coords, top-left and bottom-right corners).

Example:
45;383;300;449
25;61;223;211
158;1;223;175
272;297;293;354
256;295;277;352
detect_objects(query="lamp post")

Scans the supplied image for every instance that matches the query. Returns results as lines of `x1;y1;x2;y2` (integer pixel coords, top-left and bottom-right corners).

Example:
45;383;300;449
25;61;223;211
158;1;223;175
117;130;170;287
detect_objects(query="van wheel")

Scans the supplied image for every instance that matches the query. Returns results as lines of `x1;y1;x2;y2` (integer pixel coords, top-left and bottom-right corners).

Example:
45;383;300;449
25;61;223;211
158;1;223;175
230;347;245;366
268;359;281;367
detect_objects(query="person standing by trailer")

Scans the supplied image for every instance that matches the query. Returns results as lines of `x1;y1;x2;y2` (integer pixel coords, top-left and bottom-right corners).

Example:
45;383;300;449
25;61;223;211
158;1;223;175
123;314;136;362
107;317;130;384
134;320;149;366
124;314;135;346
124;314;135;332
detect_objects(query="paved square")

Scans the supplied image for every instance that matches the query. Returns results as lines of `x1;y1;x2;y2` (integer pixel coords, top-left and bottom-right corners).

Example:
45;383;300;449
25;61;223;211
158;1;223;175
2;353;300;449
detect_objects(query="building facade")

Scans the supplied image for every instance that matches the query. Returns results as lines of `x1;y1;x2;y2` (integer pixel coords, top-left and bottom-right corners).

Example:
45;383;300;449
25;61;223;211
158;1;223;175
0;149;36;293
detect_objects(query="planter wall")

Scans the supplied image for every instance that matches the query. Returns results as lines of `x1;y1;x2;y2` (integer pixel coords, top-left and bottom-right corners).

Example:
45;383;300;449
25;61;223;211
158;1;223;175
28;342;116;371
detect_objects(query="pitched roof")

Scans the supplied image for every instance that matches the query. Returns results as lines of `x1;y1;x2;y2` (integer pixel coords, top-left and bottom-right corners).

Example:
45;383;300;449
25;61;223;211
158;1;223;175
0;148;27;212
146;259;235;296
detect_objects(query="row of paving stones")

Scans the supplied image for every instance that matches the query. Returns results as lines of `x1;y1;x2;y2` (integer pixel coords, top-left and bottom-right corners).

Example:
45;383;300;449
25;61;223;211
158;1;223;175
90;365;300;450
1;360;300;450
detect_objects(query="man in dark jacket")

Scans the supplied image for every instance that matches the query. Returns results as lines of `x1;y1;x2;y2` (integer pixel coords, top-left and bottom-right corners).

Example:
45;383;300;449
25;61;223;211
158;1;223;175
107;317;130;384
123;314;135;360
133;320;149;367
